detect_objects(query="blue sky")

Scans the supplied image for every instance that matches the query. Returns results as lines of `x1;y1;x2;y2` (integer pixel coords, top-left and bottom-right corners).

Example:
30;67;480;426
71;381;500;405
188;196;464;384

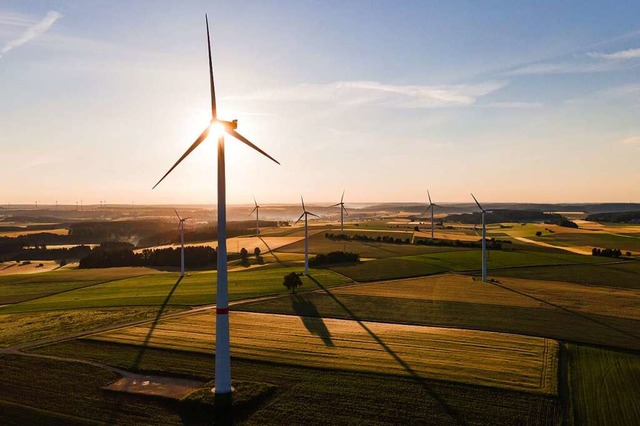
1;1;639;205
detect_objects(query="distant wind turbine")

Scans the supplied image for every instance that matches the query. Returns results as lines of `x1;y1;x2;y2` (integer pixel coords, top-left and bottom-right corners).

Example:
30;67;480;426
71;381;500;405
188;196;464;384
422;190;440;240
329;190;349;233
471;193;489;282
249;196;261;236
295;196;318;275
152;15;279;401
175;209;191;277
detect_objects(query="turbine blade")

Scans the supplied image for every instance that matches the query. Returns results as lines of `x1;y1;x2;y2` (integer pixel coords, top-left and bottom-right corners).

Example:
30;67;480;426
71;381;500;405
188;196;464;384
253;195;258;207
307;212;319;218
328;203;341;207
343;206;350;215
294;212;304;225
422;204;432;215
341;190;345;203
226;129;280;165
205;14;217;120
153;126;210;189
183;217;192;220
470;193;484;212
174;209;182;221
301;196;305;212
249;206;257;215
427;190;432;205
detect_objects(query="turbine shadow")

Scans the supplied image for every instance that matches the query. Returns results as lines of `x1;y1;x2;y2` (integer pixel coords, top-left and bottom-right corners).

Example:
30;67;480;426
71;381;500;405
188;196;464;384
258;236;282;264
489;279;640;346
107;274;185;424
306;275;468;425
290;294;334;347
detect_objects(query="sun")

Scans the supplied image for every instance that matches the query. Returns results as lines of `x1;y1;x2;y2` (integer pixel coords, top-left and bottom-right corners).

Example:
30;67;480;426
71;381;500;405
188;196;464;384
210;121;226;138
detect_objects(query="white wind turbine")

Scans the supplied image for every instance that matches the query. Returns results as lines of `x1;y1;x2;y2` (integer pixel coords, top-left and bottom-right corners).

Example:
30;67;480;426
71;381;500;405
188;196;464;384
422;190;440;240
295;196;318;275
249;196;261;236
329;190;349;233
175;209;191;277
153;15;280;401
471;193;489;282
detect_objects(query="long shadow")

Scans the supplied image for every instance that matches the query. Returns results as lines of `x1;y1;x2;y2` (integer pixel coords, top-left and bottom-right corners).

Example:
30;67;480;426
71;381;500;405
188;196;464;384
306;275;468;425
258;236;283;264
107;275;185;424
489;279;640;346
290;294;334;347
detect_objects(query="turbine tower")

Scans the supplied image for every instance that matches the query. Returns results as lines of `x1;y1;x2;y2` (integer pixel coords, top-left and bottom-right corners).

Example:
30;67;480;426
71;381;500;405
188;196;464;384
153;15;279;401
471;193;488;282
295;196;318;275
175;209;191;277
249;196;261;236
422;190;440;240
329;190;349;233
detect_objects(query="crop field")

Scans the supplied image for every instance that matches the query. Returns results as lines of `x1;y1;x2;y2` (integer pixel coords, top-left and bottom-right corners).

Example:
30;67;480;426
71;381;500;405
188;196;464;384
0;260;68;277
0;228;68;238
567;344;640;425
491;261;640;290
237;274;640;350
0;306;183;348
33;340;561;425
0;355;181;425
0;268;351;313
136;235;305;255
89;310;559;395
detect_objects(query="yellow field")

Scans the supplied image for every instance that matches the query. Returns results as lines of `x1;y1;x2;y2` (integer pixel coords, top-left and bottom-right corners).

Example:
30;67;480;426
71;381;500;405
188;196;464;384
512;236;593;255
136;236;305;254
0;228;68;238
0;260;73;276
90;311;558;395
414;230;480;242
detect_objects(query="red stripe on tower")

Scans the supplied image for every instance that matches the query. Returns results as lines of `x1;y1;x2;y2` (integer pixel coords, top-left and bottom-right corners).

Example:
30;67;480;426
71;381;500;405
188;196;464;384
217;308;229;315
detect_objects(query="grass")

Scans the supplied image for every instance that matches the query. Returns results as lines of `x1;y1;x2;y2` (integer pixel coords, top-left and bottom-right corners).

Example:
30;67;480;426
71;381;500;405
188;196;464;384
491;261;640;290
0;267;163;304
541;231;640;252
567;344;640;425
0;266;351;313
0;306;183;348
329;248;603;282
33;340;561;425
237;274;640;351
0;354;182;425
89;310;558;395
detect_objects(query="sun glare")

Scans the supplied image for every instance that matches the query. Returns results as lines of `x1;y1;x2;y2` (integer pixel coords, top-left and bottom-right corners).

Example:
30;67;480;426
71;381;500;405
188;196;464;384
210;121;226;138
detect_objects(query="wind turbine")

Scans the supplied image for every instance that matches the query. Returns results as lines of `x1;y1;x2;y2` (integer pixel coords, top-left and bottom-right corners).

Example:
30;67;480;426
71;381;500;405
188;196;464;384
329;190;349;233
471;193;489;283
295;196;318;275
422;190;440;240
249;196;261;236
152;15;280;401
175;209;191;277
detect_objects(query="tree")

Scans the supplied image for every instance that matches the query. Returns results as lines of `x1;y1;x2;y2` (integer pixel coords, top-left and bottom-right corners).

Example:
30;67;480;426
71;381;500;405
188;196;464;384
253;247;261;257
283;272;302;293
413;226;420;232
535;231;542;237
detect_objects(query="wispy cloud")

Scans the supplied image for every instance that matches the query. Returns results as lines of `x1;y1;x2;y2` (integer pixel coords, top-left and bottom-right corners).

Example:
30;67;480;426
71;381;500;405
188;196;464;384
505;46;640;76
478;101;543;109
588;47;640;60
225;80;507;108
0;10;62;58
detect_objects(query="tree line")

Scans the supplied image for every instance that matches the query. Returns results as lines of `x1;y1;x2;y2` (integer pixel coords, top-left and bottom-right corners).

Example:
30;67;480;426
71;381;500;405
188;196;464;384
79;245;226;269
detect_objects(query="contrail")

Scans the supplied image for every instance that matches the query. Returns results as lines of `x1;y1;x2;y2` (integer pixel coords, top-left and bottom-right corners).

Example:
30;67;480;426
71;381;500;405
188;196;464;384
0;11;62;57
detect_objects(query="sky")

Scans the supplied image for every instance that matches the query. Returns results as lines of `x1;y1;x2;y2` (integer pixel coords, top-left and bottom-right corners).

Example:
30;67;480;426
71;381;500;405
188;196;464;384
1;0;639;205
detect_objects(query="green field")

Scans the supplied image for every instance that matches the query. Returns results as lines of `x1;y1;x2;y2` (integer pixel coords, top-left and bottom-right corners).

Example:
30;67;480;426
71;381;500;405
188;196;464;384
329;248;603;282
567;344;640;425
0;267;163;304
0;267;351;313
541;232;640;252
31;340;561;425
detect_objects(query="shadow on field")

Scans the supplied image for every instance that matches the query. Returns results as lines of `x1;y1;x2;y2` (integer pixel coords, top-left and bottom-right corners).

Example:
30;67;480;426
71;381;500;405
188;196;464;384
490;279;640;346
259;236;283;264
307;275;468;426
291;294;334;347
107;274;184;425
